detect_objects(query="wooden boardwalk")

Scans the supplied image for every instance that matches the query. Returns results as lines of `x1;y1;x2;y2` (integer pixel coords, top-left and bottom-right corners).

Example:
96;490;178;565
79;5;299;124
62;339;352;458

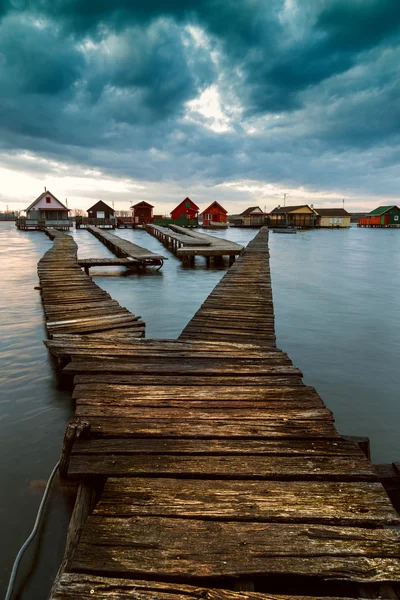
40;229;145;339
86;225;166;268
46;227;400;599
146;224;243;264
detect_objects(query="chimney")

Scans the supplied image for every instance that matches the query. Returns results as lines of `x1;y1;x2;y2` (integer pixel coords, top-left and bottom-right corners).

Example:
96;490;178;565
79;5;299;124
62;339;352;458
44;186;46;192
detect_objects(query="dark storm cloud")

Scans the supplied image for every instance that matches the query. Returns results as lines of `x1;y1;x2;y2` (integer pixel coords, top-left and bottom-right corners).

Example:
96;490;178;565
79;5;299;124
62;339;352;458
0;16;83;95
1;0;400;200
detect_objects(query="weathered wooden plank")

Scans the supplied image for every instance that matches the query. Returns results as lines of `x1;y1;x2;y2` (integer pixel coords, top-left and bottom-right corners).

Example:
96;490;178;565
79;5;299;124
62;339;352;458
71;516;400;581
89;479;397;525
76;398;326;412
73;374;305;386
50;336;272;351
52;573;361;600
71;437;366;457
72;384;320;403
75;405;333;423
86;417;340;438
64;360;302;376
69;454;378;482
46;344;281;360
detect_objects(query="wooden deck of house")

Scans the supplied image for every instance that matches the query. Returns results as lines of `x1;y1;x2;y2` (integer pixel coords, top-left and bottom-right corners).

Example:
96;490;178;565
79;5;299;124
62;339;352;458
86;225;166;268
146;224;243;264
39;229;145;339
42;227;400;599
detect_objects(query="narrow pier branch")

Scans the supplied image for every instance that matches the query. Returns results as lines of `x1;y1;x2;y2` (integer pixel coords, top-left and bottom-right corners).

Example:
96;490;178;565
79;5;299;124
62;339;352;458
146;223;243;265
86;225;166;268
40;229;145;339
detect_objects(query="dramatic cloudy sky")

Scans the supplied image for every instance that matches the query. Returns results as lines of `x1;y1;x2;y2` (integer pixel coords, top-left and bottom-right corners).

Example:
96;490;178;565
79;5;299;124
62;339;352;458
1;0;399;214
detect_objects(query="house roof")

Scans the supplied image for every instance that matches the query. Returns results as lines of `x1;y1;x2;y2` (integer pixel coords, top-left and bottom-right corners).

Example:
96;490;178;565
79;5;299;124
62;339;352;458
240;206;263;216
201;201;228;215
172;197;200;211
88;200;114;212
315;208;350;217
270;205;317;214
368;205;399;216
130;201;154;209
26;190;68;212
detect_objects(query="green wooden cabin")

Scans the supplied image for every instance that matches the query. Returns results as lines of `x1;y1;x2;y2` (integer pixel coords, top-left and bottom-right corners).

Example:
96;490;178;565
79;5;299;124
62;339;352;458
359;206;400;227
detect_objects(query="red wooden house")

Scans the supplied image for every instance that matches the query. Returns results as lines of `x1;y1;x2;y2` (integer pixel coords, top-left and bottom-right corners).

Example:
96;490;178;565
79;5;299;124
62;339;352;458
131;201;154;225
201;201;228;226
170;197;199;223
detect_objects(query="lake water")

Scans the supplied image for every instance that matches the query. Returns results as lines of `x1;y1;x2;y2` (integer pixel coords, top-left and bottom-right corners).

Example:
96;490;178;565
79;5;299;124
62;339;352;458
1;221;400;598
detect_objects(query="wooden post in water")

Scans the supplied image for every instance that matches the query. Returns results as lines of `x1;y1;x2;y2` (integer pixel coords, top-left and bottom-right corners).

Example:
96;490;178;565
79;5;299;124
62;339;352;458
59;418;91;479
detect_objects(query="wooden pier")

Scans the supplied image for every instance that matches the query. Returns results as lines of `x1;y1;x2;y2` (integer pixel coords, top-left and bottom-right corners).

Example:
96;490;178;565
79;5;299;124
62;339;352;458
146;224;243;265
39;229;145;339
86;225;166;268
42;227;400;599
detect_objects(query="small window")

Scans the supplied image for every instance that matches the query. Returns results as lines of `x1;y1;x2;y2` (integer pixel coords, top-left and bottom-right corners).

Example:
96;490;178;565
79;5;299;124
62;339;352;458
186;201;190;208
46;197;51;204
394;215;399;221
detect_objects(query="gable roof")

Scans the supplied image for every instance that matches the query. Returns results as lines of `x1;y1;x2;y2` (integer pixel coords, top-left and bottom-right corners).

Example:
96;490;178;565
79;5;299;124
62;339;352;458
368;205;399;216
130;201;154;209
315;208;350;217
26;190;68;212
88;200;114;212
240;206;263;216
270;205;317;214
201;201;228;215
173;197;200;211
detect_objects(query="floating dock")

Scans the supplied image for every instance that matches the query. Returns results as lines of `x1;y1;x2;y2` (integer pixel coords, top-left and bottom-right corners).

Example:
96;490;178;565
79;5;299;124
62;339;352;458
41;227;400;599
86;225;166;268
146;224;243;264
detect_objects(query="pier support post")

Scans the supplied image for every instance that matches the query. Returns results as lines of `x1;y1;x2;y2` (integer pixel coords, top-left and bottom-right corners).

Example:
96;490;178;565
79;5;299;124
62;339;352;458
59;418;91;479
342;435;371;460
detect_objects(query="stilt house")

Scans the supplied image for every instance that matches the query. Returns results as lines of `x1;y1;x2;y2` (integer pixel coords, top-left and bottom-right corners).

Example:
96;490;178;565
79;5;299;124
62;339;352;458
170;198;199;226
358;206;400;227
16;190;72;230
201;202;228;226
131;201;154;225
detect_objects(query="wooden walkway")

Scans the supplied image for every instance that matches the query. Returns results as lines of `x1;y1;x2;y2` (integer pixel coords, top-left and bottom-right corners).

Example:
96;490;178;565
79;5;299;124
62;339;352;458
86;225;166;268
146;224;243;264
40;229;145;339
47;227;400;599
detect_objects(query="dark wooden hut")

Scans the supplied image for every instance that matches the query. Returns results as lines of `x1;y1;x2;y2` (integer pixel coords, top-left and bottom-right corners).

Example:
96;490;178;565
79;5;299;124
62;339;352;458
131;201;154;225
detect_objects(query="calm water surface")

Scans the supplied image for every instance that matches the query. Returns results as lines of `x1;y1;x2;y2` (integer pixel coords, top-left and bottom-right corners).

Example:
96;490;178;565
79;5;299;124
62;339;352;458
1;221;400;598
